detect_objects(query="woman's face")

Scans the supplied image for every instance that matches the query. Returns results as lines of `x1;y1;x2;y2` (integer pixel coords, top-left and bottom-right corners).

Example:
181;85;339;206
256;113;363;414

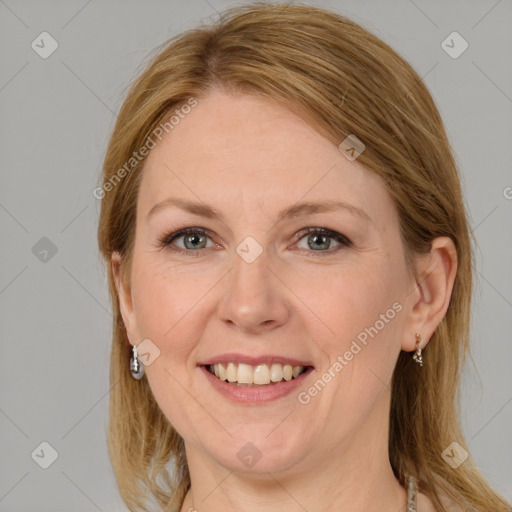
117;90;420;474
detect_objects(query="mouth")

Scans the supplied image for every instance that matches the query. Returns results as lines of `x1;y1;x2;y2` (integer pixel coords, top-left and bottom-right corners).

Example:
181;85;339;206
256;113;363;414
203;362;312;387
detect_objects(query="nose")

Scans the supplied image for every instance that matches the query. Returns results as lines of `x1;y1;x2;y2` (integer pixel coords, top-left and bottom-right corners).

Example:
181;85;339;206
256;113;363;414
217;246;290;335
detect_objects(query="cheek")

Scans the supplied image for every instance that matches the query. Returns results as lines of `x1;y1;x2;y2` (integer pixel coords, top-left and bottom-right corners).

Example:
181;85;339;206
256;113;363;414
130;253;225;379
129;257;212;439
131;255;205;340
305;264;405;424
294;256;404;352
304;261;404;416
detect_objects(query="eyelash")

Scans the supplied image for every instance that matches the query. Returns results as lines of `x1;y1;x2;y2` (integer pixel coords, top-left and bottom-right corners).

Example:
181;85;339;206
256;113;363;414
157;226;352;257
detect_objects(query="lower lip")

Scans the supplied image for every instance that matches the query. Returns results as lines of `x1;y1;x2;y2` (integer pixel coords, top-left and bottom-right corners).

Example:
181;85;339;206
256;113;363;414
199;366;314;404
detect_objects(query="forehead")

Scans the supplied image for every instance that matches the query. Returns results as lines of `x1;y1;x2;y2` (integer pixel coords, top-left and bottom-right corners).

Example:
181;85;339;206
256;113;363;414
138;90;395;226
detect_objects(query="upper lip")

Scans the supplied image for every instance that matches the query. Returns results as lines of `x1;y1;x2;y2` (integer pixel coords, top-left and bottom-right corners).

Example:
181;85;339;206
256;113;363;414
199;353;314;367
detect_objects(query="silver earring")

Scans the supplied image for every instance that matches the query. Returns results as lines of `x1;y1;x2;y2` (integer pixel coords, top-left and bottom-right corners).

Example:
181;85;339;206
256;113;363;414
412;333;423;366
130;345;145;380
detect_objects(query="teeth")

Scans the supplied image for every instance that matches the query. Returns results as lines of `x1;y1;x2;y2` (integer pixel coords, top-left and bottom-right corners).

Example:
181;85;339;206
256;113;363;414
209;362;306;386
253;364;270;385
292;365;302;378
270;363;283;382
292;366;301;379
226;362;237;382
237;363;253;384
218;363;227;381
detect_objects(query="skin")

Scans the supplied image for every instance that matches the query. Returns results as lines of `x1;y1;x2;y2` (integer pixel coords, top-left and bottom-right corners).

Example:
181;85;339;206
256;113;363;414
113;89;458;511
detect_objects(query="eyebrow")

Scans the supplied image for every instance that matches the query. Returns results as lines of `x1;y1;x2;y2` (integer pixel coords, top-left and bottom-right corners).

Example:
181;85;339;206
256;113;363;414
147;197;371;223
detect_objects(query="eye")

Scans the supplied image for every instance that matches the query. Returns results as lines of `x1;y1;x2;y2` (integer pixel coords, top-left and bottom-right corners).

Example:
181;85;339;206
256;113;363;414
158;228;216;254
158;226;352;256
294;227;351;253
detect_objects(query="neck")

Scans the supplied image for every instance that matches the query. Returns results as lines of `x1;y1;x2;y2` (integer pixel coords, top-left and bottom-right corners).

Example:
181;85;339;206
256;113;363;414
180;390;406;512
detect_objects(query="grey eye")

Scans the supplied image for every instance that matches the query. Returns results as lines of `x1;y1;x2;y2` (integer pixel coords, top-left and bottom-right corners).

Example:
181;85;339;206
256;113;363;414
176;231;211;250
296;228;349;252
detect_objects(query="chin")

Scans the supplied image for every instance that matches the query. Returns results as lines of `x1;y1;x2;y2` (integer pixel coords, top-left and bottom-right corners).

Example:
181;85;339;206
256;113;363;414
203;430;314;475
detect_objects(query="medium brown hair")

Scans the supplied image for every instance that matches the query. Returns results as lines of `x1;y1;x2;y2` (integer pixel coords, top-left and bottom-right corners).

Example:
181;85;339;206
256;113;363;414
97;3;510;511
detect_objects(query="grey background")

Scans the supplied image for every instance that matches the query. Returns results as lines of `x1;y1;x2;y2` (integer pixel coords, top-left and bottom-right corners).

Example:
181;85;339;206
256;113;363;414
0;0;511;510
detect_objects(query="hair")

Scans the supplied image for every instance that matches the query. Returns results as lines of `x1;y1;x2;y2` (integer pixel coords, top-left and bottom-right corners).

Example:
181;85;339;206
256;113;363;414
97;2;510;511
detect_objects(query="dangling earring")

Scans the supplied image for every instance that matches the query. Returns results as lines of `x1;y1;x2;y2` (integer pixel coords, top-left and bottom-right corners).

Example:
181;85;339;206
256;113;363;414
130;345;145;380
412;333;423;366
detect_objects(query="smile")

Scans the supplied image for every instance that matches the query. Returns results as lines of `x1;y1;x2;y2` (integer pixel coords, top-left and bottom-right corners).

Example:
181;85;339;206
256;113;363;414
205;362;308;386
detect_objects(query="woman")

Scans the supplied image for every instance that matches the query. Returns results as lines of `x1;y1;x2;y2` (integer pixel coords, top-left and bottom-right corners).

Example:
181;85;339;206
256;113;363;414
97;3;510;511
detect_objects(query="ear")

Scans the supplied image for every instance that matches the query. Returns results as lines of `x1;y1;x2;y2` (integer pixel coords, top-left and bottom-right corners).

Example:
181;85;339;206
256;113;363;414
111;251;140;344
401;236;458;351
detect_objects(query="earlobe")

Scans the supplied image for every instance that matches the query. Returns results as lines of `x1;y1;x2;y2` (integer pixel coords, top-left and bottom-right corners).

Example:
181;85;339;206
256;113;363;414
402;237;458;351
